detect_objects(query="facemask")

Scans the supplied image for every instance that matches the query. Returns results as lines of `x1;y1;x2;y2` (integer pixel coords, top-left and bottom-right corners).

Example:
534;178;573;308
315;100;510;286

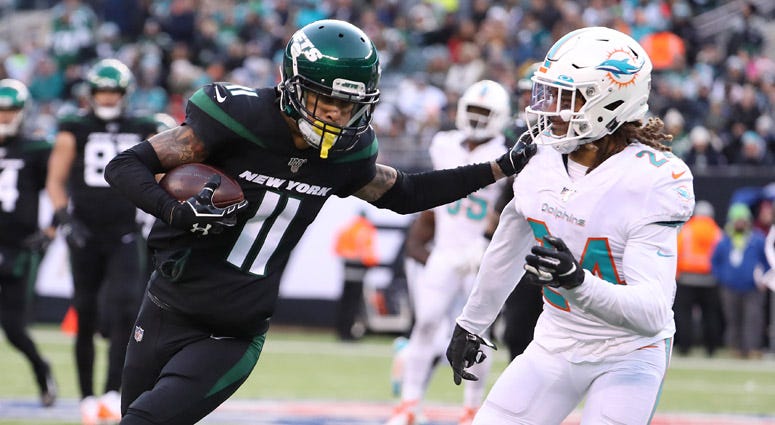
298;119;341;159
94;105;122;121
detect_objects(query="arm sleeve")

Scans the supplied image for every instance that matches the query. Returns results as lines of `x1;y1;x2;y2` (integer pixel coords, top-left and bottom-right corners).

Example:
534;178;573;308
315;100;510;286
370;163;494;214
457;199;535;334
104;141;179;223
560;223;679;336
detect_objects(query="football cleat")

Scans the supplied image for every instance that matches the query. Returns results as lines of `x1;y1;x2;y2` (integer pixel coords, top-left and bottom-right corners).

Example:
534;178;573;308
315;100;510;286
97;391;121;424
459;406;478;425
385;400;420;425
80;396;99;425
39;368;57;408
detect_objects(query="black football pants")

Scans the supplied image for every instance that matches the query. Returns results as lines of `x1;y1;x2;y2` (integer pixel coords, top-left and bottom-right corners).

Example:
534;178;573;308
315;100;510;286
120;295;265;424
69;232;145;398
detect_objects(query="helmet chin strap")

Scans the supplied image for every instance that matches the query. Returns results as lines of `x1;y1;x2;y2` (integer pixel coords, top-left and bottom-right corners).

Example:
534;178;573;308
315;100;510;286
298;119;341;159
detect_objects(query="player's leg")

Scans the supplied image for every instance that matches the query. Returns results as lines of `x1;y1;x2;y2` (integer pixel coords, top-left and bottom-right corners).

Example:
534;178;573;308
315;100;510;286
581;339;670;424
0;273;56;406
103;234;145;392
121;300;265;424
403;256;461;395
388;255;461;424
472;342;581;425
69;243;107;399
99;234;145;421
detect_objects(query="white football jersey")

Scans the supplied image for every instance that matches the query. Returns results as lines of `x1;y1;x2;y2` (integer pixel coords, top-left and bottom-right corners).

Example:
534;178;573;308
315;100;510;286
458;142;694;362
428;130;507;253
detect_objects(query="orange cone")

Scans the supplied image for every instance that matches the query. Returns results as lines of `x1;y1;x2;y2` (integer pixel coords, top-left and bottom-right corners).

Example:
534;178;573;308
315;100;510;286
61;306;78;335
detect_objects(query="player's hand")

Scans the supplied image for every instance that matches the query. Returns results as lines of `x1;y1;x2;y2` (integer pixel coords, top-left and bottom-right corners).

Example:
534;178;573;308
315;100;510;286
524;235;585;289
496;128;538;176
22;230;54;253
54;209;91;248
169;174;248;236
446;323;497;385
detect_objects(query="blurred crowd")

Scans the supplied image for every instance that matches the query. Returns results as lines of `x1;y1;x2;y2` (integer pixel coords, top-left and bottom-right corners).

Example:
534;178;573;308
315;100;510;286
1;0;775;169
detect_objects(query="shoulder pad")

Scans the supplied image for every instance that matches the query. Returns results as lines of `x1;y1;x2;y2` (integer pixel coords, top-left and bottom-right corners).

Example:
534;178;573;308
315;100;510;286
628;147;694;227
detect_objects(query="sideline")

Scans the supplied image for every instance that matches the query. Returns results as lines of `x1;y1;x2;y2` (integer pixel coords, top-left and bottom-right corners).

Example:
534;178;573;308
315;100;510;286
2;398;774;425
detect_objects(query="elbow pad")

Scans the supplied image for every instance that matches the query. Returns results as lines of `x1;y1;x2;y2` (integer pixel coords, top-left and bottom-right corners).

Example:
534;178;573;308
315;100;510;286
371;162;494;214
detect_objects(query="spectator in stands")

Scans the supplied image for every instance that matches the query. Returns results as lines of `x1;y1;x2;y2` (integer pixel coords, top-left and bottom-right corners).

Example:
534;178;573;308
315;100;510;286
683;125;726;169
49;0;98;69
675;200;724;356
736;130;774;166
712;203;770;359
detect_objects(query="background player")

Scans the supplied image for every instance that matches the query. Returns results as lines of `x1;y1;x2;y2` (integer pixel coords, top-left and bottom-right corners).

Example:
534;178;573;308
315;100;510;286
104;20;535;425
0;78;57;408
46;58;157;425
446;27;695;424
386;80;511;425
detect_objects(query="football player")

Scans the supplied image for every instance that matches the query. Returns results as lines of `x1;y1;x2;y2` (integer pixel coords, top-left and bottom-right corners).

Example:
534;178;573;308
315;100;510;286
104;20;535;424
386;80;512;425
446;27;695;424
0;78;57;408
46;58;158;425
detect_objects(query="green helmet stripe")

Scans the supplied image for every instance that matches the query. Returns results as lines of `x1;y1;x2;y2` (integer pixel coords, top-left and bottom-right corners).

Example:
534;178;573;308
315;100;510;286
189;89;266;148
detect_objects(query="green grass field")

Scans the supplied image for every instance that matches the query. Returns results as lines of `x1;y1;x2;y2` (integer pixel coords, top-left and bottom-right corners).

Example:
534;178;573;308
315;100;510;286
1;325;774;424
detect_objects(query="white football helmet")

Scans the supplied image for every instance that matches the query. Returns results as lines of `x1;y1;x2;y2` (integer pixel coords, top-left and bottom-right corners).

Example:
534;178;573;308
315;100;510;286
456;79;511;141
526;27;652;153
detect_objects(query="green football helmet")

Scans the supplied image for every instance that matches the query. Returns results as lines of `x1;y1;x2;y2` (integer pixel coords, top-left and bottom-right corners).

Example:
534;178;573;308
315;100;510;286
87;58;133;120
0;78;29;137
279;19;381;158
87;58;133;93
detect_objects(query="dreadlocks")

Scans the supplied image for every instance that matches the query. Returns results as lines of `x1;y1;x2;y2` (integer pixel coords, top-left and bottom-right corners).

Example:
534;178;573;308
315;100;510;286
587;117;673;172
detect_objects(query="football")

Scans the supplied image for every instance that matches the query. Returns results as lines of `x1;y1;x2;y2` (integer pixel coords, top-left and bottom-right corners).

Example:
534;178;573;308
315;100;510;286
159;163;244;208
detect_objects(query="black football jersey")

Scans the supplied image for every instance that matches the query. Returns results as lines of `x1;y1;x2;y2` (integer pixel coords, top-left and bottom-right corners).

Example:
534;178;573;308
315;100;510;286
58;112;157;234
146;83;379;336
0;136;51;247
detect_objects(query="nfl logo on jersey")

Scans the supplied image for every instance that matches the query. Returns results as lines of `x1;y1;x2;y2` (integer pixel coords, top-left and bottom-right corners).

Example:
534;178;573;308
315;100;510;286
134;326;144;342
288;157;306;173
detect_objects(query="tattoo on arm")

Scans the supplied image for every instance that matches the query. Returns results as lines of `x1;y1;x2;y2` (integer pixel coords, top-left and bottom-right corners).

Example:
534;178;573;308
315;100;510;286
354;164;398;202
148;126;208;168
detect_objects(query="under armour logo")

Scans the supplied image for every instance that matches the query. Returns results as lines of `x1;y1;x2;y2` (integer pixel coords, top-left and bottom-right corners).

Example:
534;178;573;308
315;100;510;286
190;223;212;235
288;157;307;173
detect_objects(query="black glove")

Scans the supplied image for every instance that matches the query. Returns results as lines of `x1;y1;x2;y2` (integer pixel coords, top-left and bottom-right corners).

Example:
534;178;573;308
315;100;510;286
446;323;497;385
496;128;538;176
168;174;248;236
524;235;585;289
22;231;53;253
54;209;91;248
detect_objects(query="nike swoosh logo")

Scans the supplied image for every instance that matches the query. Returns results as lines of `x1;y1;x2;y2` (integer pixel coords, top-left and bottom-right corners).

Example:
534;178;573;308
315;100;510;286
671;170;686;179
210;334;236;340
656;249;675;257
214;85;227;103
